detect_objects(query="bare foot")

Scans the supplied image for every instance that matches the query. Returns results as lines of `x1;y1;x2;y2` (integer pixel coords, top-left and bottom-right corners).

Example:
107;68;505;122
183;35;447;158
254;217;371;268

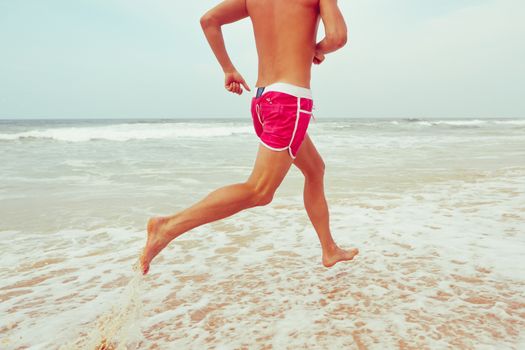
322;246;359;268
140;216;171;275
96;338;115;350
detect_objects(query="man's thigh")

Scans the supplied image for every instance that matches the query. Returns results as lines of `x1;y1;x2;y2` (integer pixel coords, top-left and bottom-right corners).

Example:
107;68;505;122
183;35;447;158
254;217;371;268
292;133;325;178
247;144;294;192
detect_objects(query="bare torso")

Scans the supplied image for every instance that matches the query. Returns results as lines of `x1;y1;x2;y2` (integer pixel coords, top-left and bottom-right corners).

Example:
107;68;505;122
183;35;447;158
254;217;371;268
246;0;321;89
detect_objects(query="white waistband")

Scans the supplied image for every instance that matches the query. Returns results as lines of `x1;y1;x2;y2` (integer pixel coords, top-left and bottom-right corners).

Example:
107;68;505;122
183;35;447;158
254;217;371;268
257;82;313;100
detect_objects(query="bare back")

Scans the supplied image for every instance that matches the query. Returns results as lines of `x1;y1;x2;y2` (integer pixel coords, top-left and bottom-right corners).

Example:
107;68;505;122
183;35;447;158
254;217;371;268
246;0;320;89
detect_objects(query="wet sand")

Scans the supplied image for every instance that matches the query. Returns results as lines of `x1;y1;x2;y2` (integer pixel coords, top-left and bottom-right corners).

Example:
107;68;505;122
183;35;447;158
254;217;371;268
1;118;524;349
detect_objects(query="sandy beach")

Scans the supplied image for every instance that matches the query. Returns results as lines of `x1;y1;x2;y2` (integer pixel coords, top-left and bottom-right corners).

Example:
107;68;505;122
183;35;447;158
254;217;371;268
1;118;524;349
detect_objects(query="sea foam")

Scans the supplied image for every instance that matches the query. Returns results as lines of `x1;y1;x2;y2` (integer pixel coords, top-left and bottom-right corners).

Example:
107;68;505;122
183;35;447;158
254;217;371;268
0;122;252;142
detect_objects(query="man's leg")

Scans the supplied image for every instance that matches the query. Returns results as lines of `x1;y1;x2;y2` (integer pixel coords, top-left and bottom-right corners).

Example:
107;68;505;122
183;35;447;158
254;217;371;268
140;144;294;274
293;134;359;267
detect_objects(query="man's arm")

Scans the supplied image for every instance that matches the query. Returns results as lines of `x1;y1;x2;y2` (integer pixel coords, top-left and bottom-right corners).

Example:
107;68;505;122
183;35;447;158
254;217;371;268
200;0;250;94
316;0;347;58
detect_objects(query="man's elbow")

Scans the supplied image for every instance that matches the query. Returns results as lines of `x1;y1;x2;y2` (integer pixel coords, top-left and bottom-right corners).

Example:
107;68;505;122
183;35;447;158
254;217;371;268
325;30;347;49
338;33;348;48
332;33;348;49
200;12;217;30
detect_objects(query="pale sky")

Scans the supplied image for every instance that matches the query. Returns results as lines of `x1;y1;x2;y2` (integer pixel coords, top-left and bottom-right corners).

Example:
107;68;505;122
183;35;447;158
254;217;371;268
0;0;524;119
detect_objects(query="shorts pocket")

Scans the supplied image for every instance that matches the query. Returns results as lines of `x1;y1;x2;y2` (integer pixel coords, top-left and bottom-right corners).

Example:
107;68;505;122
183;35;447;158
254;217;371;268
259;102;282;121
251;98;263;137
289;111;312;157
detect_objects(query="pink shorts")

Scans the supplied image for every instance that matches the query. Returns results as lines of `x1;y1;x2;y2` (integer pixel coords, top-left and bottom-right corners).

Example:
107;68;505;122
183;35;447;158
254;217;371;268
250;82;314;159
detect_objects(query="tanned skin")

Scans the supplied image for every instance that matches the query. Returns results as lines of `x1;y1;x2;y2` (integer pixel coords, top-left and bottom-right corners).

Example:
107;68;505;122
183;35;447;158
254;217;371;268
140;0;358;275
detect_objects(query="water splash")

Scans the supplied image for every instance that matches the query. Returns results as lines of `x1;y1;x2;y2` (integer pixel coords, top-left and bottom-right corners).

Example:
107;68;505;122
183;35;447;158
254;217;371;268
59;258;145;350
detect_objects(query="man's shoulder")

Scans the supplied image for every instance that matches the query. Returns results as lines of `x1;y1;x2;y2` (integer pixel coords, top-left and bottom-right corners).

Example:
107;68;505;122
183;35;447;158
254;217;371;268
288;0;319;7
246;0;320;9
299;0;320;6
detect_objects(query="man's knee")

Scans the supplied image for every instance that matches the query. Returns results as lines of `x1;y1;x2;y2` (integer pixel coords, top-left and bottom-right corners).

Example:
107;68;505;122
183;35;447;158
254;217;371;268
318;158;326;174
246;182;275;207
255;190;274;206
304;157;325;181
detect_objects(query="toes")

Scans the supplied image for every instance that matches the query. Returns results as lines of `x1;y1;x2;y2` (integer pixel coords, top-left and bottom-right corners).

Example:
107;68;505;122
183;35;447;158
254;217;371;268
348;248;359;258
139;253;149;275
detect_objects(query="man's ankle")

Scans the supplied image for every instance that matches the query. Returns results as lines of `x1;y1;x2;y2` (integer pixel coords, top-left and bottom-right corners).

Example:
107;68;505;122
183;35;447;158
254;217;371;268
324;242;338;253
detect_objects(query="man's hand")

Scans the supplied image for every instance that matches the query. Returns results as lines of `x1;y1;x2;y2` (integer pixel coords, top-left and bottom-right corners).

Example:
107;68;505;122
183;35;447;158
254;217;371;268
225;70;251;95
313;50;325;65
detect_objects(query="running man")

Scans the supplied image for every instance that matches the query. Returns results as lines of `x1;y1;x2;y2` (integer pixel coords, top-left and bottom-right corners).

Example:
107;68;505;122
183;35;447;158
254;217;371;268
140;0;358;275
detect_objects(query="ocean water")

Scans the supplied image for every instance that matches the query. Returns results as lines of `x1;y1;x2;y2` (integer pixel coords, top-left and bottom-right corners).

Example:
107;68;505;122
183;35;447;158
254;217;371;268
0;118;524;349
